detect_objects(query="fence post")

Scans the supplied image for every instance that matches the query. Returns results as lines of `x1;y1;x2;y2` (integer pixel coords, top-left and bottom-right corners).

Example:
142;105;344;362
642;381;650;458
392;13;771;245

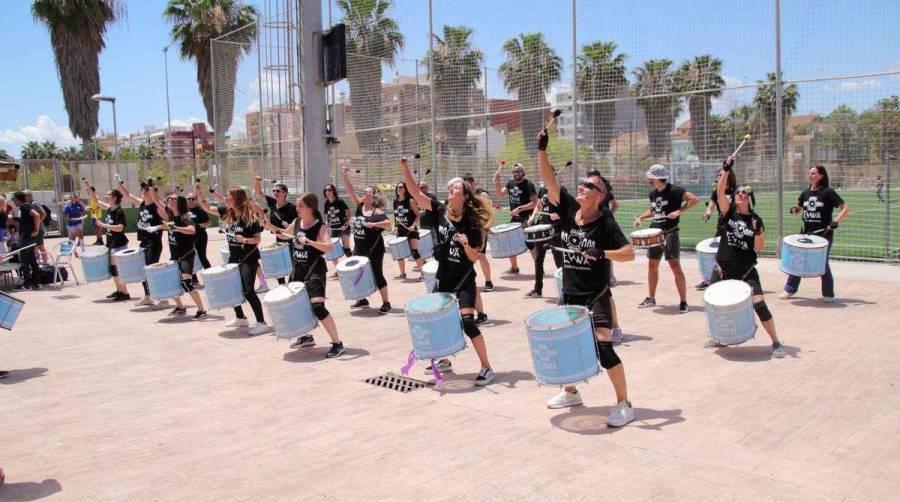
571;0;579;185
774;0;785;255
428;0;437;191
484;62;490;189
886;155;893;259
255;14;267;181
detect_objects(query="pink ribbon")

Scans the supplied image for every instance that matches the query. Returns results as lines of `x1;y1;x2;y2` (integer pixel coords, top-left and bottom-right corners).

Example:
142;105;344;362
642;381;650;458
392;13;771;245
400;350;416;376
431;358;443;388
353;268;366;286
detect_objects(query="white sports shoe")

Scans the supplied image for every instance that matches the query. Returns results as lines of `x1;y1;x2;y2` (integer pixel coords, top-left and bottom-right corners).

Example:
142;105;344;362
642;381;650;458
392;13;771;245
607;400;635;427
611;327;623;344
546;390;583;409
248;322;272;336
255;284;269;294
225;318;250;328
134;296;153;307
704;339;724;348
779;291;796;300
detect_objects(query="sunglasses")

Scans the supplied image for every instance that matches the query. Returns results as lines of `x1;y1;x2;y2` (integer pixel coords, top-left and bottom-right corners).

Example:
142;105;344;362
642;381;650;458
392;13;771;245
187;197;196;201
324;188;334;192
273;189;284;193
578;180;605;193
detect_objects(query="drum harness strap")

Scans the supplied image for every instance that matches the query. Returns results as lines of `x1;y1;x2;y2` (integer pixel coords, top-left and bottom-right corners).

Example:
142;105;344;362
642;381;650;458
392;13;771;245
714;262;755;281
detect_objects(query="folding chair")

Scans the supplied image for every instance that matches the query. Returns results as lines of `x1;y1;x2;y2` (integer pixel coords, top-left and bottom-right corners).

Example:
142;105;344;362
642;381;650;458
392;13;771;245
52;238;80;286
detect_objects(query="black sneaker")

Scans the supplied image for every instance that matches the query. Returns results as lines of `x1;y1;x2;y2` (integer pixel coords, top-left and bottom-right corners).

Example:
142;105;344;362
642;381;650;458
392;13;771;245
527;289;542;298
112;292;131;302
395;272;407;279
193;310;208;320
695;281;709;290
290;334;315;349
678;301;689;314
351;299;369;308
506;267;520;274
31;284;41;291
326;342;345;358
171;307;187;316
93;239;104;246
475;312;488;325
425;359;453;373
638;297;656;308
483;281;494;292
379;302;392;314
474;367;494;386
106;291;119;299
0;370;9;379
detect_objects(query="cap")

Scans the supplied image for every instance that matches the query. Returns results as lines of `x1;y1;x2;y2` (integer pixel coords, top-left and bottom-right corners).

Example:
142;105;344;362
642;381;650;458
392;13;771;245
645;164;670;180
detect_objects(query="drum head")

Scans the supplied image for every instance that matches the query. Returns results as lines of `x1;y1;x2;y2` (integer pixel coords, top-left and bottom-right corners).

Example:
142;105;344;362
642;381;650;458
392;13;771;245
202;264;238;276
114;248;140;257
406;292;454;314
261;243;284;251
419;229;431;238
149;261;174;270
704;280;752;307
389;237;408;245
331;237;340;245
696;237;721;253
526;224;552;232
526;305;589;331
631;228;662;238
491;222;521;233
264;282;307;303
422;260;439;274
784;234;828;248
337;256;369;272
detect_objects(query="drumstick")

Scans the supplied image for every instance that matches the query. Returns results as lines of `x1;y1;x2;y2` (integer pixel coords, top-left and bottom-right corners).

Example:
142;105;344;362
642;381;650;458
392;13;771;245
545;108;563;132
551;246;598;261
555;160;573;176
731;134;752;158
494;159;507;177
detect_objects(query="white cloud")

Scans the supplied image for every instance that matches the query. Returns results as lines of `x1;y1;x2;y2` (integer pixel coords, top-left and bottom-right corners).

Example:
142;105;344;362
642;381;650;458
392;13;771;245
0;115;80;153
822;79;881;92
167;117;210;129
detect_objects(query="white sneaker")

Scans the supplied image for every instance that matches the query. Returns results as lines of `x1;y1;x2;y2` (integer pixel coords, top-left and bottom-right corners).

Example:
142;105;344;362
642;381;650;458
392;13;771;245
134;296;153;307
255;284;269;294
611;327;623;344
248;322;272;336
546;390;583;409
704;339;724;348
822;297;835;304
779;291;796;300
225;318;250;328
607;400;635;427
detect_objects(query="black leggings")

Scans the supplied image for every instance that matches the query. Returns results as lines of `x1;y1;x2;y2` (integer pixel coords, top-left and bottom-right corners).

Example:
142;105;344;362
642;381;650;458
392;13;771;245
233;259;265;323
534;241;549;291
141;240;164;297
355;246;388;290
194;230;211;269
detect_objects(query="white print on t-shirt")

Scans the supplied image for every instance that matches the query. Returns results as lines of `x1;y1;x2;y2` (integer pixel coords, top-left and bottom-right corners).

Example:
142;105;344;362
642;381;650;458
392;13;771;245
508;185;523;206
802;195;826;223
326;206;343;226
651;196;671;222
352;216;367;238
560;228;595;270
438;217;463;264
224;222;245;246
725;218;754;251
394;204;411;223
137;206;154;232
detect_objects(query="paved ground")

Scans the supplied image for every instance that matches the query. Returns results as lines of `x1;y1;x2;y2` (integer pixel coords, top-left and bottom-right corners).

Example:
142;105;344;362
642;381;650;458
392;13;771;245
2;232;898;501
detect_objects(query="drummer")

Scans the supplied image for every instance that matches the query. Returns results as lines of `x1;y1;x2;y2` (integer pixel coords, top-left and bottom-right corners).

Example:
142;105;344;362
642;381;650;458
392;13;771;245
83;179;131;302
341;167;392;313
156;194;207;320
265;192;345;358
493;161;538;274
633;164;699;314
536;129;636;427
402;159;496;386
196;182;272;336
462;173;495;294
254;176;297;286
323;183;353;269
698;168;736;290
706;156;785;358
117;175;166;308
392;181;425;279
186;191;212;286
781;165;849;302
528;167;563;298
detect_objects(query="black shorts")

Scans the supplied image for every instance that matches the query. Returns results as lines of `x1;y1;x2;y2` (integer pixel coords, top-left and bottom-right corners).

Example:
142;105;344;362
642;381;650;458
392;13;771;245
329;226;350;238
305;273;326;299
438;273;477;310
178;255;194;276
647;230;680;261
397;227;419;240
710;262;764;296
563;291;613;330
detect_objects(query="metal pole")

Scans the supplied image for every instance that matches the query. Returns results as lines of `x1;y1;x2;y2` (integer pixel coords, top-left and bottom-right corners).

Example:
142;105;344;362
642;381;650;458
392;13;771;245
571;0;579;188
484;62;489;187
211;39;221;189
774;0;785;255
428;0;438;191
328;0;337;186
255;14;267;181
111;100;119;181
164;46;173;162
298;0;329;195
886;155;893;259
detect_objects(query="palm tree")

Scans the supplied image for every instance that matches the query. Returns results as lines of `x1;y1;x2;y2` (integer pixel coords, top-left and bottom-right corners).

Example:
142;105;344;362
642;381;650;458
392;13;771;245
576;41;628;156
675;55;724;160
337;0;404;155
499;33;562;155
21;141;43;160
59;146;81;161
632;59;680;159
32;0;125;160
40;141;60;159
164;0;258;142
424;25;483;156
0;149;9;160
717;105;757;158
753;73;799;158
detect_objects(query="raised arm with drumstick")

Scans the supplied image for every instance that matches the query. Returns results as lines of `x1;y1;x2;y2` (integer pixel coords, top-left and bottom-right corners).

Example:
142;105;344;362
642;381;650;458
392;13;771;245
117;173;168;307
391;179;425;279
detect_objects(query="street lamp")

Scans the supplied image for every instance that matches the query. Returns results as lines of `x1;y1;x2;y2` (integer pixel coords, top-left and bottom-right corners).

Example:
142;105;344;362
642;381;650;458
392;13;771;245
163;45;173;161
92;94;118;176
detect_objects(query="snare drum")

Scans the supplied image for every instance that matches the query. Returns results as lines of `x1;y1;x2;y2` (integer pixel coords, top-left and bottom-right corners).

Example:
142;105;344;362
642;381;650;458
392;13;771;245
417;229;434;259
81;248;111;283
200;264;244;309
554;268;564;304
488;222;527;258
405;293;466;360
422;260;439;293
263;282;317;339
780;234;829;277
144;261;184;301
695;237;721;282
220;245;230;264
260;243;292;278
0;291;25;330
525;306;600;386
324;237;344;261
336;257;377;300
524;224;554;243
631;228;664;249
113;248;146;283
704;280;757;345
388;236;412;260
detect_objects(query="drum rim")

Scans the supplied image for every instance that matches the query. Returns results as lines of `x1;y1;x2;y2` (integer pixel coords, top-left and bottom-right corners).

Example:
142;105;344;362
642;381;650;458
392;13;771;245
146;261;178;271
525;224;553;232
199;263;239;276
490;222;522;233
388;236;409;245
404;292;457;314
631;228;663;237
337;256;370;271
695;236;721;253
263;282;309;303
260;243;288;251
525;305;591;331
783;233;828;248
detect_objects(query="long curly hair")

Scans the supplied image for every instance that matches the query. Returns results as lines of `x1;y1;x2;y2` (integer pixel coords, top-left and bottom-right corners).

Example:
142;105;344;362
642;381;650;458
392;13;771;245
222;187;257;226
446;177;493;229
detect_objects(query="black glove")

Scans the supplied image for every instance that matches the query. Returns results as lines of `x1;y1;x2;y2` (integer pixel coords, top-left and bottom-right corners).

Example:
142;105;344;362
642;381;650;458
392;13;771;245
828;221;839;231
722;157;734;172
537;129;549;151
583;248;605;260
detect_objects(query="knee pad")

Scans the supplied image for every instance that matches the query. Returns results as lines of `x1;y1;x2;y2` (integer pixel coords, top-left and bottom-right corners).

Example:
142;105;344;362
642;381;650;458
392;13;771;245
109;265;118;277
181;278;195;293
461;313;481;340
312;302;330;321
411;249;421;260
754;301;773;322
596;341;622;369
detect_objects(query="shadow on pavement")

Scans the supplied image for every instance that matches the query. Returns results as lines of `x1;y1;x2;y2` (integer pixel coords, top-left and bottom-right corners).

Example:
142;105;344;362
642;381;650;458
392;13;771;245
714;344;802;362
0;368;48;385
551;405;685;435
0;478;62;501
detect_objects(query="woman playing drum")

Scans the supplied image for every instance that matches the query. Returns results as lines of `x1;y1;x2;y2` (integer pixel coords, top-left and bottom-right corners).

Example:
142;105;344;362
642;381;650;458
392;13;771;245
392;181;425;279
341;167;392;313
401;159;496;386
265;192;345;358
323;183;353;269
156;194;208;320
706;156;785;358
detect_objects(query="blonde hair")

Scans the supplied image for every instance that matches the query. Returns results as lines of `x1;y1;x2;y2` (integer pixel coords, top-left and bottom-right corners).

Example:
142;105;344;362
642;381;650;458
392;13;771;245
222;187;257;226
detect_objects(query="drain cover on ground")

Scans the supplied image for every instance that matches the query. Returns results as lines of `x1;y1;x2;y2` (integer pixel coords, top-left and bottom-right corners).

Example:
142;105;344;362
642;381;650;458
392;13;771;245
52;295;80;300
364;372;429;393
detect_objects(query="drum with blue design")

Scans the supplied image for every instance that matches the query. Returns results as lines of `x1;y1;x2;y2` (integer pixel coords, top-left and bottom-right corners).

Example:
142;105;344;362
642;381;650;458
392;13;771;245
487;222;527;259
388;236;412;260
259;243;292;278
81;248;111;283
422;260;439;294
780;234;828;277
144;261;183;301
695;237;720;282
336;257;376;300
525;306;599;386
405;293;466;360
417;229;434;259
263;282;317;339
323;237;344;261
200;264;244;309
0;291;25;330
704;280;756;345
113;248;146;283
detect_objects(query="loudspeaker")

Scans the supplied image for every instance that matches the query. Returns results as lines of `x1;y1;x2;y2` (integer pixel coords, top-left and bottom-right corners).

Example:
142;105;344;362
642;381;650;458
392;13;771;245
322;23;346;84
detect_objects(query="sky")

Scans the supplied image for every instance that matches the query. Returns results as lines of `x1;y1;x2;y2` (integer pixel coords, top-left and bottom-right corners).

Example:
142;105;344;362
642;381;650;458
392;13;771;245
1;0;897;158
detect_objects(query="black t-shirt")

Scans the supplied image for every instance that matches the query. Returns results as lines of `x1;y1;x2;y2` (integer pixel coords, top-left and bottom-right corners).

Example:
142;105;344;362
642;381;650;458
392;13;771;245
292;219;327;277
649;183;686;231
105;206;128;249
506;179;537;221
265;195;298;241
418;192;440;230
429;200;483;283
798;187;844;234
324;198;349;230
536;186;560;227
167;212;196;261
352;203;387;255
217;207;261;263
557;189;628;297
189;206;209;235
18;203;37;237
711;188;734;219
716;205;763;266
393;197;416;229
136;201;163;245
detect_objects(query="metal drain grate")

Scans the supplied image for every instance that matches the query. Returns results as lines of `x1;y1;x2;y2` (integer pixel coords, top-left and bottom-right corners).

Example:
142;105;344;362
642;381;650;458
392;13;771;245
53;295;80;300
364;372;429;393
